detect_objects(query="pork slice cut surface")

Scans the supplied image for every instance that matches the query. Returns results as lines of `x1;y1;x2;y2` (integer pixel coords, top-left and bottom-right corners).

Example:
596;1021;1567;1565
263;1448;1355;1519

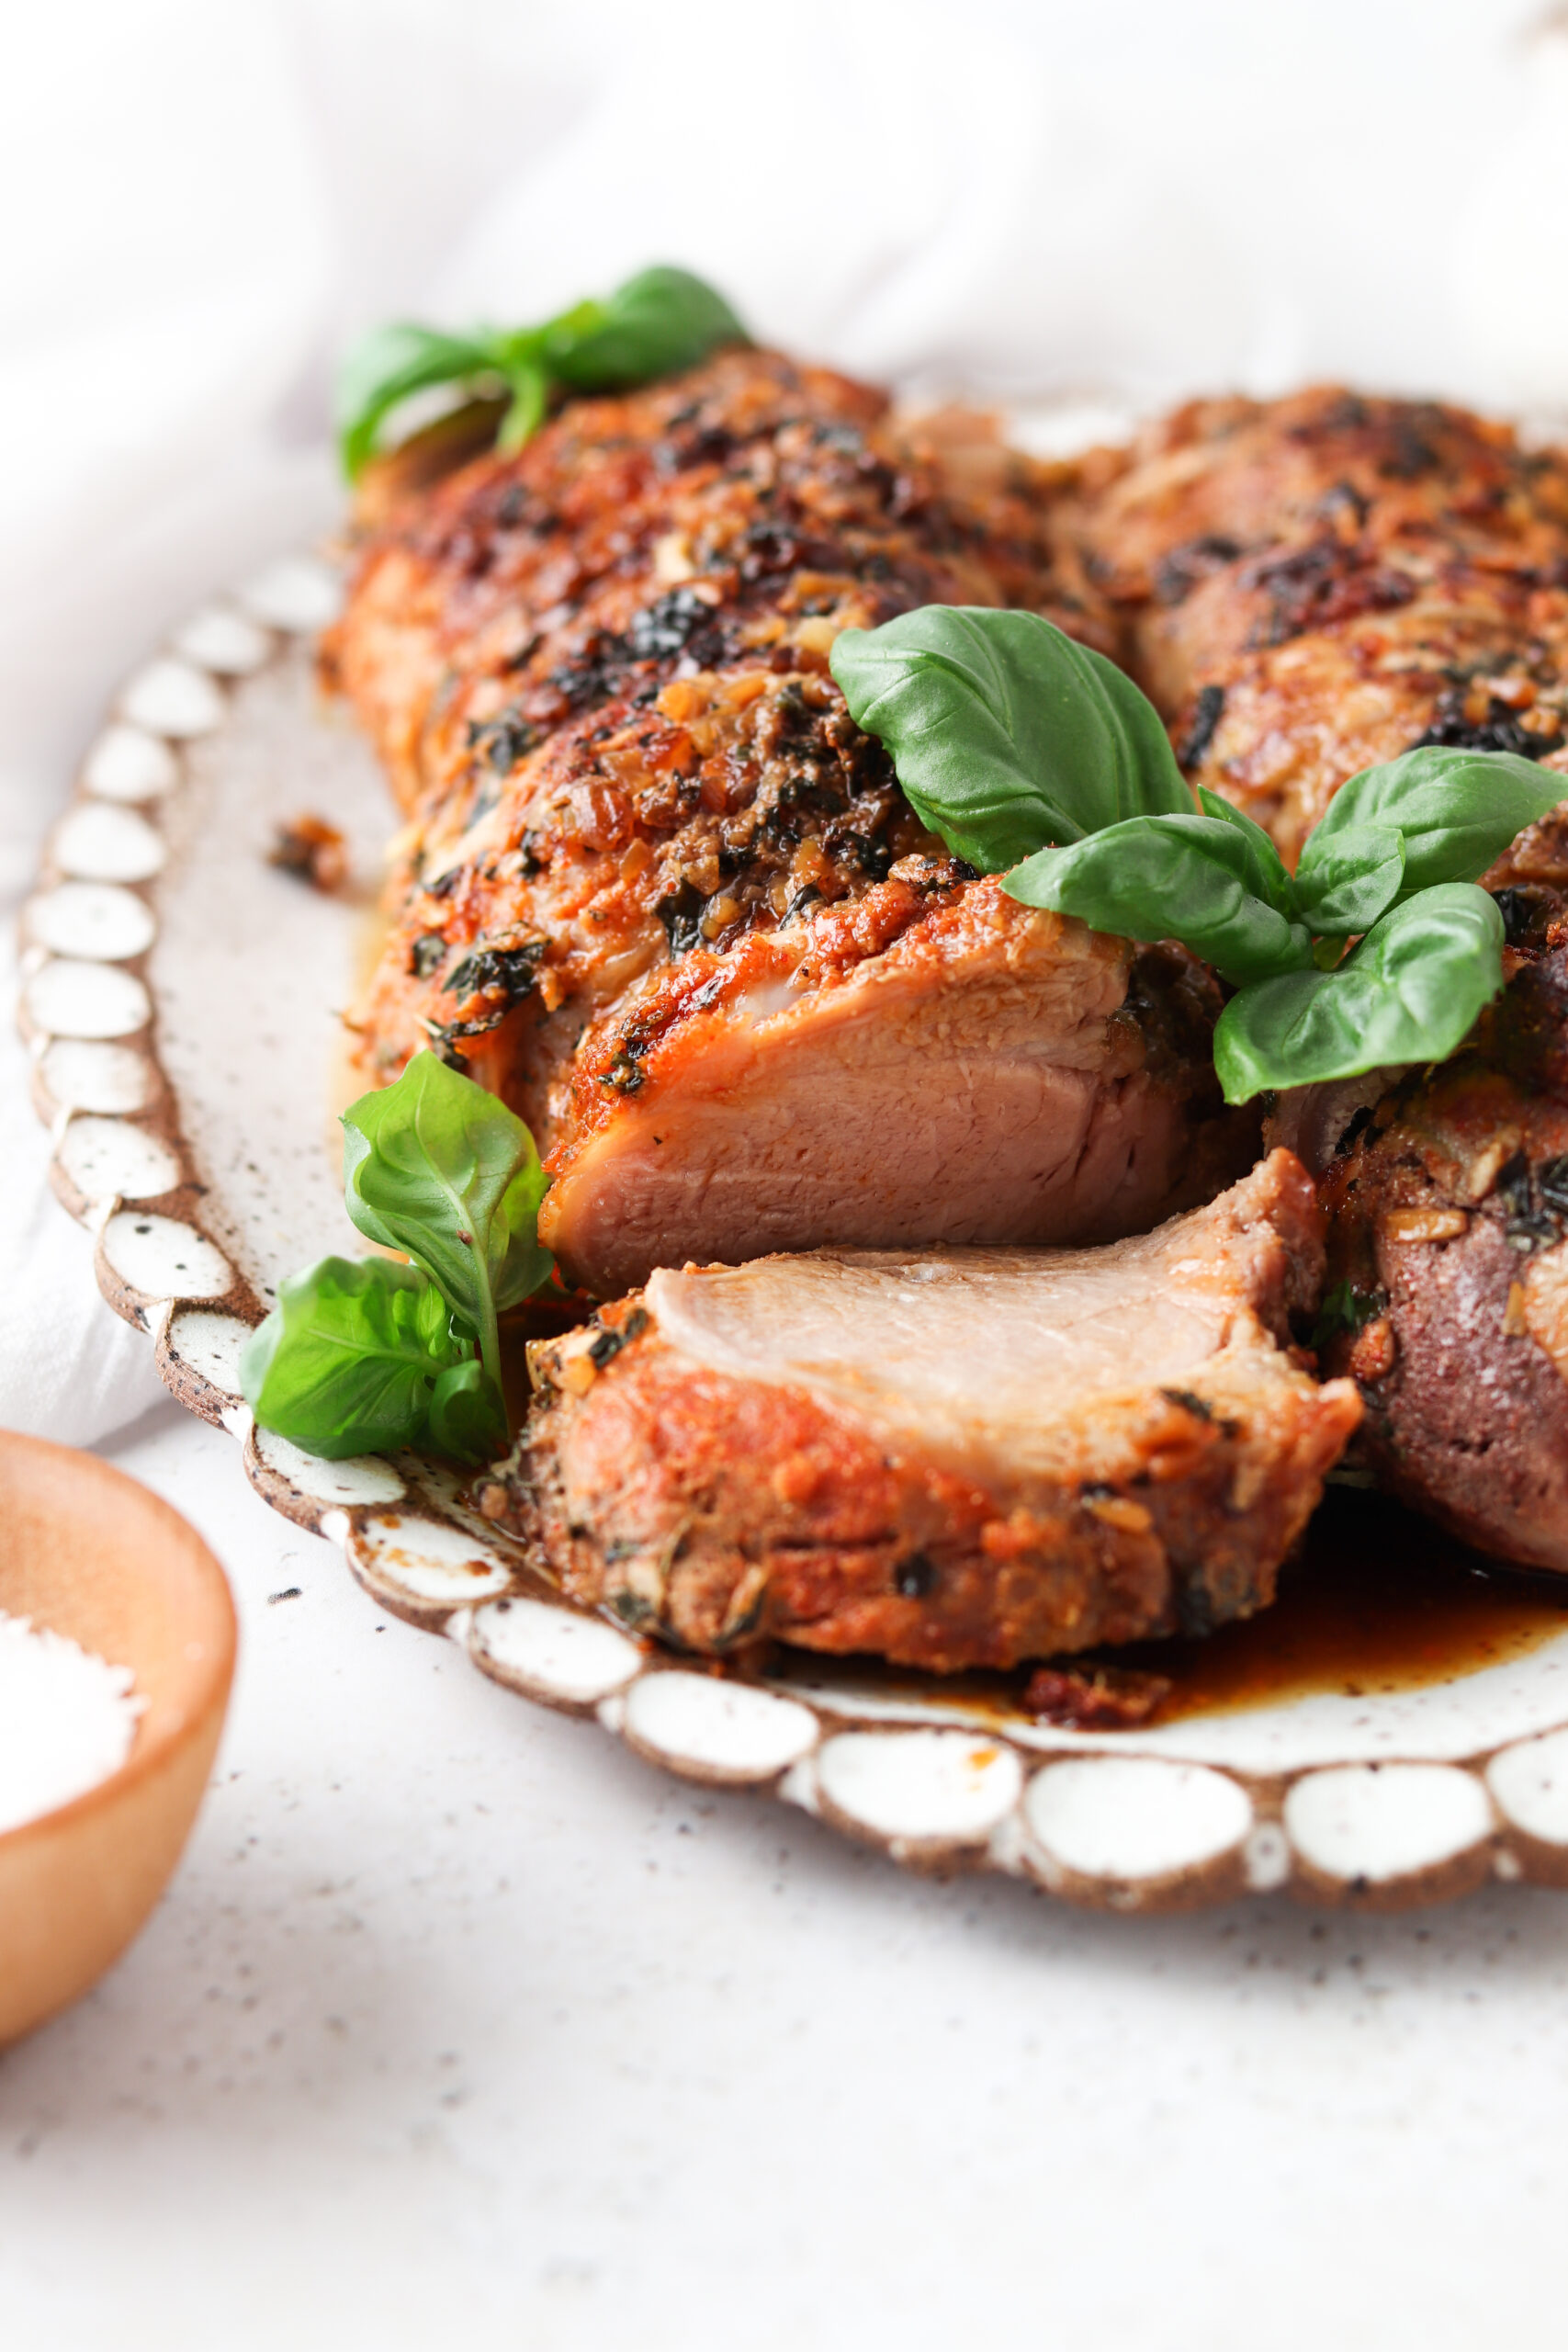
536;887;1250;1294
1310;933;1568;1574
500;1152;1362;1671
649;1234;1248;1481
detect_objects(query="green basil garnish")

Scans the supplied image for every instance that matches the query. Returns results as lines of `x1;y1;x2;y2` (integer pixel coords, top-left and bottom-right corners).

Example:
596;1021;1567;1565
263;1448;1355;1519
425;1356;510;1464
342;1047;551;1402
337;266;748;481
1289;823;1406;940
546;269;747;392
829;607;1191;871
1009;797;1312;987
1294;744;1562;903
239;1256;495;1462
241;1054;552;1464
1213;885;1506;1102
835;606;1568;1102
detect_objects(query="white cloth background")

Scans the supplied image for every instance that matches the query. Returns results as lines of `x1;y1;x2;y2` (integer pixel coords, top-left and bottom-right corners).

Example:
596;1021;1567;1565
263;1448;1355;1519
5;0;1567;1443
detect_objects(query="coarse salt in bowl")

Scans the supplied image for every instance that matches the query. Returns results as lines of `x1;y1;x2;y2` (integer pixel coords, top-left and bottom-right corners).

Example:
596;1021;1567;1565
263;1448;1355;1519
0;1432;235;2043
0;1612;143;1838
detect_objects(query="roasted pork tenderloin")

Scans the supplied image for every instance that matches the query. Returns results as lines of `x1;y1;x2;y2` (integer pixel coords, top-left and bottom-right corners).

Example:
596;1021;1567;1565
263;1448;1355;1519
1279;809;1568;1572
331;350;1255;1295
1068;387;1568;1571
492;1152;1359;1672
1061;384;1568;863
328;350;1099;814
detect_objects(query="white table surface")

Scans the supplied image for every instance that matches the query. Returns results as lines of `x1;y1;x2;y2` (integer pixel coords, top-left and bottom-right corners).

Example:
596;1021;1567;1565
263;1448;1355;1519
0;1394;1563;2349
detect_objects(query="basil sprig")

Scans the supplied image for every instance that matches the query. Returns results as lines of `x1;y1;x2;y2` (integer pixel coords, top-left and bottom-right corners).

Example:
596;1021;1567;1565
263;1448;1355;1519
240;1257;501;1462
830;609;1568;1103
240;1055;553;1463
1009;792;1314;987
342;1050;551;1400
1012;749;1564;1099
337;266;748;480
1207;884;1506;1103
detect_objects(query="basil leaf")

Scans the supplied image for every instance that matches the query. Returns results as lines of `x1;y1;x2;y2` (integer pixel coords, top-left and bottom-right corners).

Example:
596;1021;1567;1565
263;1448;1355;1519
239;1256;466;1460
342;1052;553;1399
1303;745;1567;900
426;1359;508;1464
335;269;748;480
1213;883;1505;1103
495;356;550;457
1292;822;1406;937
830;607;1192;871
337;323;502;481
1193;787;1299;916
547;266;749;391
1007;814;1314;985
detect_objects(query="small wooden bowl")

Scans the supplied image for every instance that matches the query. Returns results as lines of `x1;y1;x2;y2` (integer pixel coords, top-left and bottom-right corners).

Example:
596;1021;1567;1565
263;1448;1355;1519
0;1430;236;2042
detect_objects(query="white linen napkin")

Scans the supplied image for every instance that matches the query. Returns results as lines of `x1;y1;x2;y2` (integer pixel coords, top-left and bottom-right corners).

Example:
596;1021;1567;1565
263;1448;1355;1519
3;0;1564;1448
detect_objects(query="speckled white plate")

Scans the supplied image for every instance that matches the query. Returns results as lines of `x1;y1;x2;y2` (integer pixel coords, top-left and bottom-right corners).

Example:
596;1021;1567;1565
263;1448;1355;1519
22;555;1568;1913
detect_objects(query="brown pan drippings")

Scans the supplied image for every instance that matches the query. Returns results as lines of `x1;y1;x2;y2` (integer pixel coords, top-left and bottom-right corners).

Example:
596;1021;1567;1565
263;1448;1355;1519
794;1494;1568;1732
775;1496;1568;1732
1119;1487;1568;1725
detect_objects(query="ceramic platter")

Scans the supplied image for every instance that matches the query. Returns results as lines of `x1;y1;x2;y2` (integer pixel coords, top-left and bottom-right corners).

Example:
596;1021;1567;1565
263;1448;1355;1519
22;551;1568;1917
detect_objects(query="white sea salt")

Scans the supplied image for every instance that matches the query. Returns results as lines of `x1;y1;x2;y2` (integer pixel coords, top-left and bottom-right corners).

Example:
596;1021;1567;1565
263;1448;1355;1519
0;1610;142;1836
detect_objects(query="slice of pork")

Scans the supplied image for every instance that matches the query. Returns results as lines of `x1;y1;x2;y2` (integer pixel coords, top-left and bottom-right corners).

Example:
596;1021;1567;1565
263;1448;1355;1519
495;1151;1360;1672
536;884;1255;1295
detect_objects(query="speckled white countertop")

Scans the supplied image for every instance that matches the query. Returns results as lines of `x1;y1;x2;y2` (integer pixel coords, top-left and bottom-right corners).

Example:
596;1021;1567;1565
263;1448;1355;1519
0;1390;1561;2350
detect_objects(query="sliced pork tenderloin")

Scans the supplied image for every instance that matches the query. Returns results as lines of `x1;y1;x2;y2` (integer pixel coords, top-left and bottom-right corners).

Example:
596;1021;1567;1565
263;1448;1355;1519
336;350;1254;1296
351;661;1253;1295
493;1151;1360;1672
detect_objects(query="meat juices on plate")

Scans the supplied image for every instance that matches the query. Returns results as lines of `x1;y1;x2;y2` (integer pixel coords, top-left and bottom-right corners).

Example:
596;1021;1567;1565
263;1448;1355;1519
496;1154;1359;1674
328;349;1256;1297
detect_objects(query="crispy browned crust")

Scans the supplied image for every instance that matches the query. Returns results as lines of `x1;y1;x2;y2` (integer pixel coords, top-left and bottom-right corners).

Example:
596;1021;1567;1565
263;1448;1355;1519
325;350;1105;812
1064;385;1568;862
345;662;960;1133
498;1157;1359;1672
330;350;1104;1100
332;348;1254;1293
